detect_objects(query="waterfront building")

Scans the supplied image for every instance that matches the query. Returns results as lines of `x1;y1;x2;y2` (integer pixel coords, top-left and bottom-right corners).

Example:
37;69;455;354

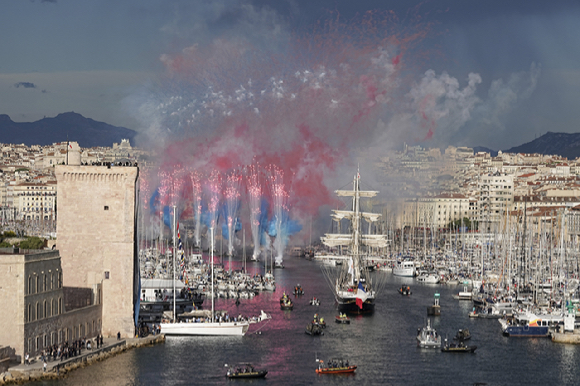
0;249;101;362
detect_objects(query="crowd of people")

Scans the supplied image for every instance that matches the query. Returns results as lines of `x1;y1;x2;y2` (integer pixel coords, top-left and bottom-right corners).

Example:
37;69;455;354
24;334;105;367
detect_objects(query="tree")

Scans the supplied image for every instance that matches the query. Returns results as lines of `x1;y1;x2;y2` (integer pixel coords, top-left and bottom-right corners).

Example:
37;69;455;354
447;217;477;231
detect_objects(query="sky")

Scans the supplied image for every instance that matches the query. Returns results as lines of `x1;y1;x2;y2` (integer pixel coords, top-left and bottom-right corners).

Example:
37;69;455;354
1;0;580;152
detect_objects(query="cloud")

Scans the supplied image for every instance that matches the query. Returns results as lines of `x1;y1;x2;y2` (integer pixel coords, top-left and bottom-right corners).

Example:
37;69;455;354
14;82;37;89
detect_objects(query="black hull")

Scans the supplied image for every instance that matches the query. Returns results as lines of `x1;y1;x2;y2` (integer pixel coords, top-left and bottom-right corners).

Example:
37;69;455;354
337;298;375;315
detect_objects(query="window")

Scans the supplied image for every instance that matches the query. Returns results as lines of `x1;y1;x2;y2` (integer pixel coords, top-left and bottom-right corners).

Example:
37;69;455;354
104;206;109;210
28;276;33;295
44;300;48;318
36;276;40;293
58;297;63;314
36;302;41;320
28;304;32;322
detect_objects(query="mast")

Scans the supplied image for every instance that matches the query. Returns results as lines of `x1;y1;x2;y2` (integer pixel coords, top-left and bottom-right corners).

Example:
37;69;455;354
353;172;361;282
172;205;177;322
210;227;215;322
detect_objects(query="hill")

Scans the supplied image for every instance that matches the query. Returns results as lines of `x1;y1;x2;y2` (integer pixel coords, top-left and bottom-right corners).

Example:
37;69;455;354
0;112;136;148
503;132;580;159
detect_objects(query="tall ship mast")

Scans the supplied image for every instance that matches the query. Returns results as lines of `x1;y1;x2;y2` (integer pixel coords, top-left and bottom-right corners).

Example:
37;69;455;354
321;171;388;314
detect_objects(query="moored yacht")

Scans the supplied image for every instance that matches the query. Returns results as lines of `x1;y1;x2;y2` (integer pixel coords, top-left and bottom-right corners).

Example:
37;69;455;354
393;260;416;277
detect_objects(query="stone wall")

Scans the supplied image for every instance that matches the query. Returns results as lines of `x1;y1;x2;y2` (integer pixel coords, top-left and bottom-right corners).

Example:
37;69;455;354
55;165;138;338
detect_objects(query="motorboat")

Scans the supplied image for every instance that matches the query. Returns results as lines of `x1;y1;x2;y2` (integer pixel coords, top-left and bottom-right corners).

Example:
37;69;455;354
441;339;477;353
393;259;416;277
316;359;356;374
416;272;440;284
335;313;351;324
416;319;441;349
226;363;267;379
398;285;412;296
306;321;324;336
294;284;304;296
310;297;321;306
499;310;563;337
454;328;471;341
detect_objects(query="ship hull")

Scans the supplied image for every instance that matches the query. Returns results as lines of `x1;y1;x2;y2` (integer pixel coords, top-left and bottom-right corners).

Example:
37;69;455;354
336;297;375;314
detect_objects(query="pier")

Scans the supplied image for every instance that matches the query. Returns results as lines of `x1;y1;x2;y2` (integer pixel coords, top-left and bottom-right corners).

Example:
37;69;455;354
0;335;165;385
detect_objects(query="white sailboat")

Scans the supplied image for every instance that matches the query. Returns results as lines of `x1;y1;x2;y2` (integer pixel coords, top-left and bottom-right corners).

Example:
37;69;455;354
161;224;267;336
320;171;388;314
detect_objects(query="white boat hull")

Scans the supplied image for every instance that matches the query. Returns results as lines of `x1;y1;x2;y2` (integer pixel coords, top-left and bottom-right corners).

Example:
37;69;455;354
393;268;415;277
161;321;250;336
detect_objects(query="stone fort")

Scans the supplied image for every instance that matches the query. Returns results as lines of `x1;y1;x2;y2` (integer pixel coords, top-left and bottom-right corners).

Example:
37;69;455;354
55;147;139;339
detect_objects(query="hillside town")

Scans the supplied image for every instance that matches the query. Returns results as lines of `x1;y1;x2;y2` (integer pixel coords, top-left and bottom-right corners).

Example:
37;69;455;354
2;139;580;244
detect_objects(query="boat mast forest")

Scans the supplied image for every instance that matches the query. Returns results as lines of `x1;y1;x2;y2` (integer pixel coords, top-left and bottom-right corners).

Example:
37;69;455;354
321;171;388;314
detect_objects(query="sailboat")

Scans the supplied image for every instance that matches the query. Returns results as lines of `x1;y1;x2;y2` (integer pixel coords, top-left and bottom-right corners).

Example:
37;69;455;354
161;226;268;336
320;171;388;314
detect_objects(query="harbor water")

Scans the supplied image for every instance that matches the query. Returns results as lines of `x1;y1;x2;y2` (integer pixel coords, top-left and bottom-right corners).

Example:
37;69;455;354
32;256;580;385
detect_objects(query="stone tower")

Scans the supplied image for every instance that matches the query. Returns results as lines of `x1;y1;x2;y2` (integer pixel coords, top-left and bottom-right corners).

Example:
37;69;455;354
55;164;139;338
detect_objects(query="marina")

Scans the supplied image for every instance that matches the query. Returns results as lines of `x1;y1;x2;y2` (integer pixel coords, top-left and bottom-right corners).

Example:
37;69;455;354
27;255;580;386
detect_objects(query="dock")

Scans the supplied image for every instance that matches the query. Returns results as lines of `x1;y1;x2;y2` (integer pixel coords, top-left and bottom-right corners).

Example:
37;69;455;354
0;334;165;385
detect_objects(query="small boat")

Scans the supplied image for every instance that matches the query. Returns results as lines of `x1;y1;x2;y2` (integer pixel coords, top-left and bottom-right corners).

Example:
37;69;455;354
417;319;441;349
306;321;324;336
416;272;440;284
427;292;441;316
226;363;267;379
398;285;412;296
316;359;356;374
441;339;476;353
335;313;351;324
275;261;285;269
294;284;304;296
281;298;293;310
454;328;471;341
310;297;321;306
313;313;326;328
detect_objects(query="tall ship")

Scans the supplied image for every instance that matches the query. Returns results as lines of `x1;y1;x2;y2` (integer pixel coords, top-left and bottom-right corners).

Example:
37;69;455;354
320;171;388;314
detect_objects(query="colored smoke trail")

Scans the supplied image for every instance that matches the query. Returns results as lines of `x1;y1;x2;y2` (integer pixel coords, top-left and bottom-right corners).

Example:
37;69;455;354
223;169;242;257
266;164;290;264
246;163;263;260
188;170;203;248
205;170;222;231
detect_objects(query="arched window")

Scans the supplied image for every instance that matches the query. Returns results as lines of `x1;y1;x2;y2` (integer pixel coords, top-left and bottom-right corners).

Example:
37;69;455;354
44;300;49;318
36;276;40;293
36;302;41;320
43;275;47;292
52;299;56;316
50;273;54;290
28;276;33;295
28;304;32;322
58;297;63;314
58;272;62;288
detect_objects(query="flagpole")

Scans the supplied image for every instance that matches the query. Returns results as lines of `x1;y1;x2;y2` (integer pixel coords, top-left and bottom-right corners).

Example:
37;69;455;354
173;205;177;322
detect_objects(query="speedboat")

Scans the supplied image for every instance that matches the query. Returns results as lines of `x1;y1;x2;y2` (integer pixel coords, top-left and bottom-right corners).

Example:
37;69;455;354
226;363;267;379
310;297;321;306
416;319;441;349
398;285;412;296
294;284;304;296
280;298;293;311
316;359;356;374
335;314;351;324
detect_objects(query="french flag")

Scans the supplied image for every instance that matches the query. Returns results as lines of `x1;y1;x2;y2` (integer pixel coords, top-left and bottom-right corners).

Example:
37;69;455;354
356;281;367;309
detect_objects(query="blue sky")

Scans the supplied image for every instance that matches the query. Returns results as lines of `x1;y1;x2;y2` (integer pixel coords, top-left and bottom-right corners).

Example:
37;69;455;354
2;0;580;150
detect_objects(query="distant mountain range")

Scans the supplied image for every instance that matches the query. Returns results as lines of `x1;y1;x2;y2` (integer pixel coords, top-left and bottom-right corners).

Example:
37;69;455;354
474;132;580;160
0;112;136;148
502;132;580;159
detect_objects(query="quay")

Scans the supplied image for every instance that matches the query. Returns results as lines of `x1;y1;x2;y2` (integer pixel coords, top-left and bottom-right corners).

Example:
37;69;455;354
0;335;165;385
552;331;580;344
